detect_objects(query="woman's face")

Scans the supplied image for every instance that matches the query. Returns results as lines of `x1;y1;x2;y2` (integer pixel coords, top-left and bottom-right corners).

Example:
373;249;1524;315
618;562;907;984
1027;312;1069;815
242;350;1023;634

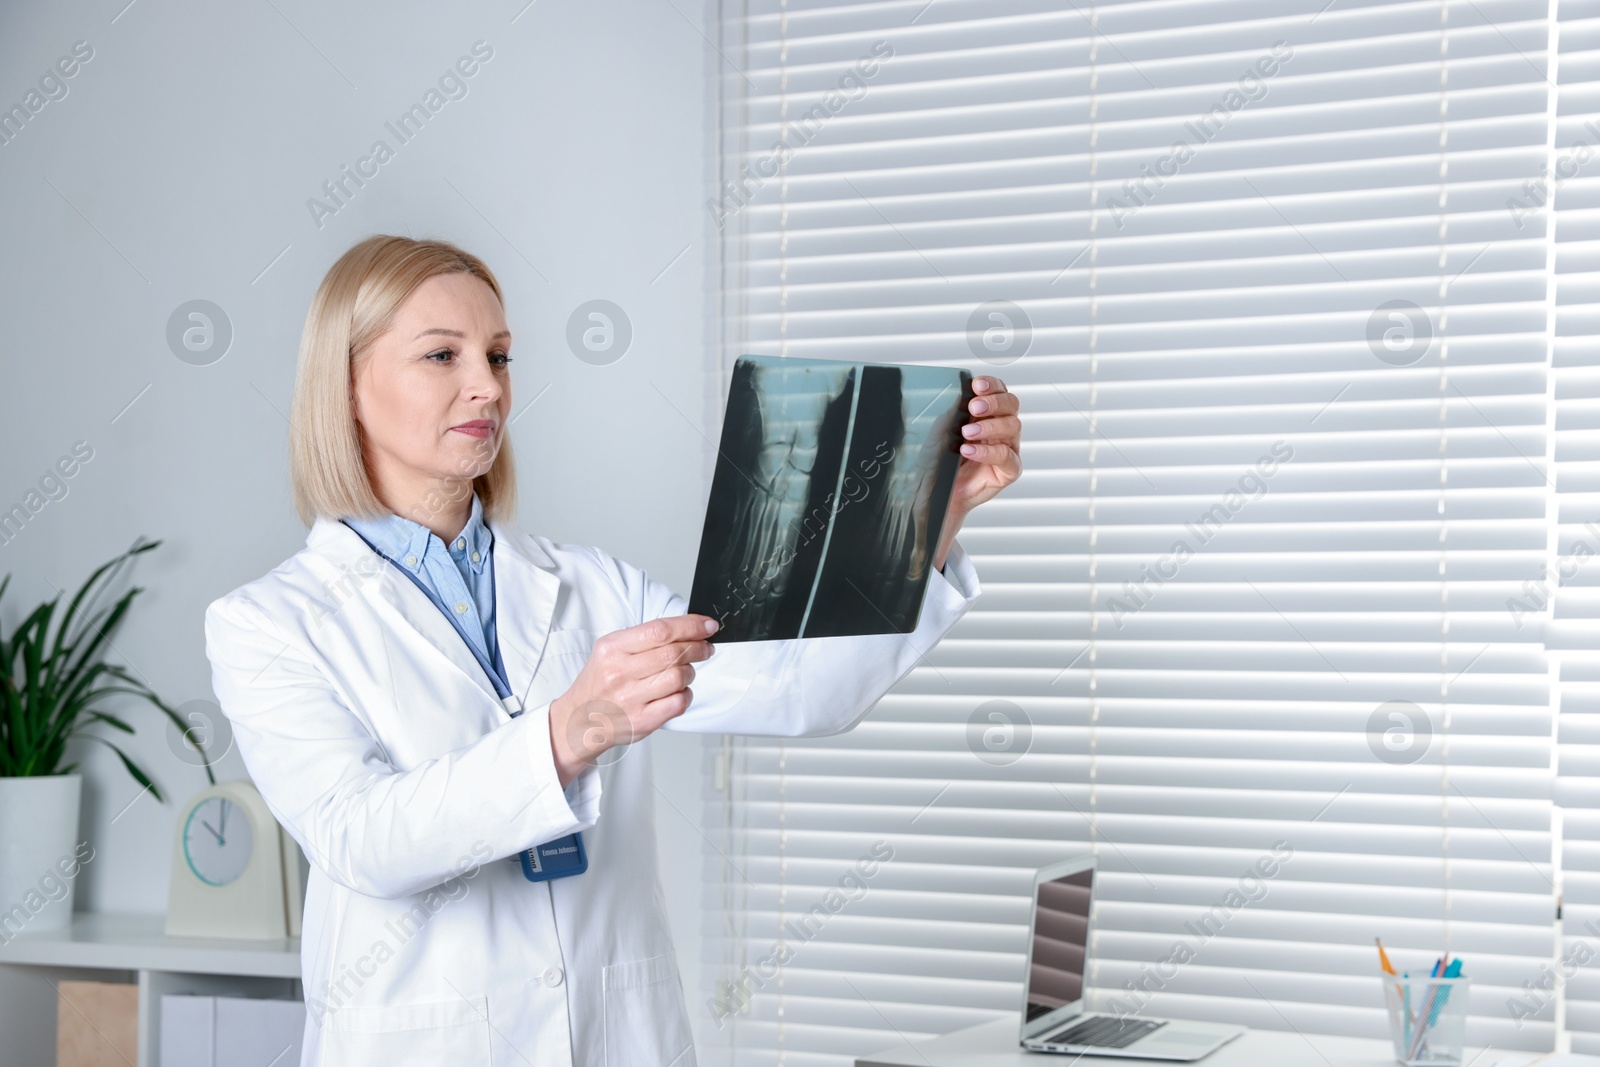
352;272;512;504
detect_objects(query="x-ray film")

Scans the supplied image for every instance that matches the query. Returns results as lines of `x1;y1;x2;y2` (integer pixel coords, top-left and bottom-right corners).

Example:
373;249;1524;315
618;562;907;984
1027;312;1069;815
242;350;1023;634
688;355;972;642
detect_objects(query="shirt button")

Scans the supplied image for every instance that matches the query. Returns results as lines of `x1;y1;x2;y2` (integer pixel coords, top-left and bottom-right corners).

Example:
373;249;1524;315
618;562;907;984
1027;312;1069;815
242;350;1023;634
542;966;564;988
455;601;469;614
471;551;481;563
404;555;418;568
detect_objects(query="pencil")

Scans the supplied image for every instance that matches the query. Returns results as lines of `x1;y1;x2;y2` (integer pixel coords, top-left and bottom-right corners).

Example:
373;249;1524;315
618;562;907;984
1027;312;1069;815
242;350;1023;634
1376;937;1397;976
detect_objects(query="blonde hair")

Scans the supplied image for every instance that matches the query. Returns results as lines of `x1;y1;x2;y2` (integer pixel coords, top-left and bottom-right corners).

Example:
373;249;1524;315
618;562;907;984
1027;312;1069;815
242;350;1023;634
289;235;518;527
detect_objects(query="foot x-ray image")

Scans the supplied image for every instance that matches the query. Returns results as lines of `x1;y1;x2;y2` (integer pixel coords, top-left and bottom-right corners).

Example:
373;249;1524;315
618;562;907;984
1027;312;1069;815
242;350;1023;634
688;355;972;642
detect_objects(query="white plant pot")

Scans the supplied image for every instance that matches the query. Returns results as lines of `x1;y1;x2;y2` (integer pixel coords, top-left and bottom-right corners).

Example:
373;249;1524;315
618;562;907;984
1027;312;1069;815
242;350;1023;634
0;775;84;936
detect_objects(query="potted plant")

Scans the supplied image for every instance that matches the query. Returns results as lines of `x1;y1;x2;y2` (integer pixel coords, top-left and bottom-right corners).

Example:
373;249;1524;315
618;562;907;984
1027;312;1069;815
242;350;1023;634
0;537;213;934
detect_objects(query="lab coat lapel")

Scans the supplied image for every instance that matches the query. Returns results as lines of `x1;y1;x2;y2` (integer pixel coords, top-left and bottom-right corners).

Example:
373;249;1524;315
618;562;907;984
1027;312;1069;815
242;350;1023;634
305;516;504;714
486;517;561;710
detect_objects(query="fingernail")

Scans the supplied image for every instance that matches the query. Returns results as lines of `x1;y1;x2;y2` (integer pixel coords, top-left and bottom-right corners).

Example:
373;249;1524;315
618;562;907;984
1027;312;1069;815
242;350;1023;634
705;618;719;634
961;443;977;456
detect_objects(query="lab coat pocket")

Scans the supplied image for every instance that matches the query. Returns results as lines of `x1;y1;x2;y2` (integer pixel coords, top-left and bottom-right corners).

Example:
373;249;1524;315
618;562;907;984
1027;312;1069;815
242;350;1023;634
321;996;491;1066
603;950;696;1066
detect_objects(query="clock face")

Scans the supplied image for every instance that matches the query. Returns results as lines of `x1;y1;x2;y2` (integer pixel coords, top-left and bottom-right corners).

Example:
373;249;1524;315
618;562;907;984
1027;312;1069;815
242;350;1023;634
182;796;254;887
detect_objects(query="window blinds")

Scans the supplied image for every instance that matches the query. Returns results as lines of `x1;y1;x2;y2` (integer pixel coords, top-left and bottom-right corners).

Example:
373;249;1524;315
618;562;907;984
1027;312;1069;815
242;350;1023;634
1557;0;1600;1054
703;1;1567;1063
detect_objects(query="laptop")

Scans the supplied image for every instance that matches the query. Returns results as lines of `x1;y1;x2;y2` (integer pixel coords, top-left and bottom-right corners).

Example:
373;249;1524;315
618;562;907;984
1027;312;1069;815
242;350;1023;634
1020;855;1245;1060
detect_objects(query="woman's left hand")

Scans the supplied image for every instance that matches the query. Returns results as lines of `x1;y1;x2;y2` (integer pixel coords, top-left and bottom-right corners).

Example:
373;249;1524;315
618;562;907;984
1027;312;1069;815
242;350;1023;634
934;375;1022;572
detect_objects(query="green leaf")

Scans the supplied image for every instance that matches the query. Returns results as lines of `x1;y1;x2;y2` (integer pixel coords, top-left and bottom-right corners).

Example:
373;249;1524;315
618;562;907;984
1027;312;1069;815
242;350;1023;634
82;735;163;804
41;662;114;759
57;590;138;703
131;685;217;788
83;711;136;734
54;538;158;662
0;538;199;795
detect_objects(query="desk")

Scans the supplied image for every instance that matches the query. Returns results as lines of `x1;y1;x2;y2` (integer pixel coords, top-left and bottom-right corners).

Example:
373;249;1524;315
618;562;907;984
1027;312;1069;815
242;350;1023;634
856;1016;1600;1067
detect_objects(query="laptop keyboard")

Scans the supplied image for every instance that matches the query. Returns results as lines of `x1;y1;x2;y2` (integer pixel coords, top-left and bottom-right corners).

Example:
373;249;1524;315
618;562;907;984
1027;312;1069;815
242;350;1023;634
1045;1016;1167;1049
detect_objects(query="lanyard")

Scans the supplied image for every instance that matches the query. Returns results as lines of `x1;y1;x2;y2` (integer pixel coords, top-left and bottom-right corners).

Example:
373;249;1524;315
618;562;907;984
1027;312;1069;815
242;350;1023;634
340;520;523;717
340;518;588;883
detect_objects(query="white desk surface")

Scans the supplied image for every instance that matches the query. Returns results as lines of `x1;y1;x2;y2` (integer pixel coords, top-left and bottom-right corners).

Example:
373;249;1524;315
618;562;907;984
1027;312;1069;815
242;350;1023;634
855;1016;1600;1067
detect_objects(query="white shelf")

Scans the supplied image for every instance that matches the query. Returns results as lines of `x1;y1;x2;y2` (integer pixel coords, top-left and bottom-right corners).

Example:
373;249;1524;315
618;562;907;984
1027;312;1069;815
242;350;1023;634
0;912;300;979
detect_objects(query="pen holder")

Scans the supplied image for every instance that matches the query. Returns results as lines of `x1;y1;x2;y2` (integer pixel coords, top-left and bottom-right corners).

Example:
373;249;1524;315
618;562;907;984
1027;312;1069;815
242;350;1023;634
1382;975;1470;1065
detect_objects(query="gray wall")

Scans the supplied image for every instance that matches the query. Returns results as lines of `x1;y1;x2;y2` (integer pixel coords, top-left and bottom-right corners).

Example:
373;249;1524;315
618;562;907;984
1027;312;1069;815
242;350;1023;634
0;0;719;1045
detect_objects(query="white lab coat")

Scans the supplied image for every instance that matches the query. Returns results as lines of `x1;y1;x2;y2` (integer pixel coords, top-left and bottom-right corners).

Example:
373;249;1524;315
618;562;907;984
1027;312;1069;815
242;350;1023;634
203;515;981;1067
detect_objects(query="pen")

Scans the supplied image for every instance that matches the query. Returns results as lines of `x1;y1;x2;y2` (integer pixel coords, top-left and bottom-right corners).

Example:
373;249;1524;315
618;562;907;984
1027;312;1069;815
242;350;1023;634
1407;953;1456;1061
1425;958;1463;1030
1402;971;1412;1053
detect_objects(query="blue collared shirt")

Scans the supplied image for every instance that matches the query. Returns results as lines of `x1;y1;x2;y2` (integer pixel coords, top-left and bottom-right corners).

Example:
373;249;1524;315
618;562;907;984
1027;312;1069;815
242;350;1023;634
345;492;499;671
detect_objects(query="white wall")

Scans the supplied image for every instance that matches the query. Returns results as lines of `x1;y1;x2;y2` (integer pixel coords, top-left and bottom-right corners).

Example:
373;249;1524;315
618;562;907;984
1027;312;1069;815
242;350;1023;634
0;0;719;1045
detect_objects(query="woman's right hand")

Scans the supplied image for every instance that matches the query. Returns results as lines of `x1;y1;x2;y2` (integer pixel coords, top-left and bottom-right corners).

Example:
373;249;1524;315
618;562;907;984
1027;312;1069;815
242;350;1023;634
547;614;718;786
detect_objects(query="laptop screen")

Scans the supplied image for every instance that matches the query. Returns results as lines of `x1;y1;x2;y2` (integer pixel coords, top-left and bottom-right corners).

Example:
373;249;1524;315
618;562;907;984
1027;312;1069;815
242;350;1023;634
1025;867;1093;1022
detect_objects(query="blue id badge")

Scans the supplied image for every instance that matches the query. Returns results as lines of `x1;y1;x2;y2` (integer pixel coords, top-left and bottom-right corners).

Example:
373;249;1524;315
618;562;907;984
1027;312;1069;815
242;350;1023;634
520;833;588;881
507;694;587;882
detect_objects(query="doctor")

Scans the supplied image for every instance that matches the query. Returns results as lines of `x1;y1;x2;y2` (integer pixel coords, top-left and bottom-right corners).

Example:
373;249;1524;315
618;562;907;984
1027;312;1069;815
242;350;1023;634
204;235;1021;1067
